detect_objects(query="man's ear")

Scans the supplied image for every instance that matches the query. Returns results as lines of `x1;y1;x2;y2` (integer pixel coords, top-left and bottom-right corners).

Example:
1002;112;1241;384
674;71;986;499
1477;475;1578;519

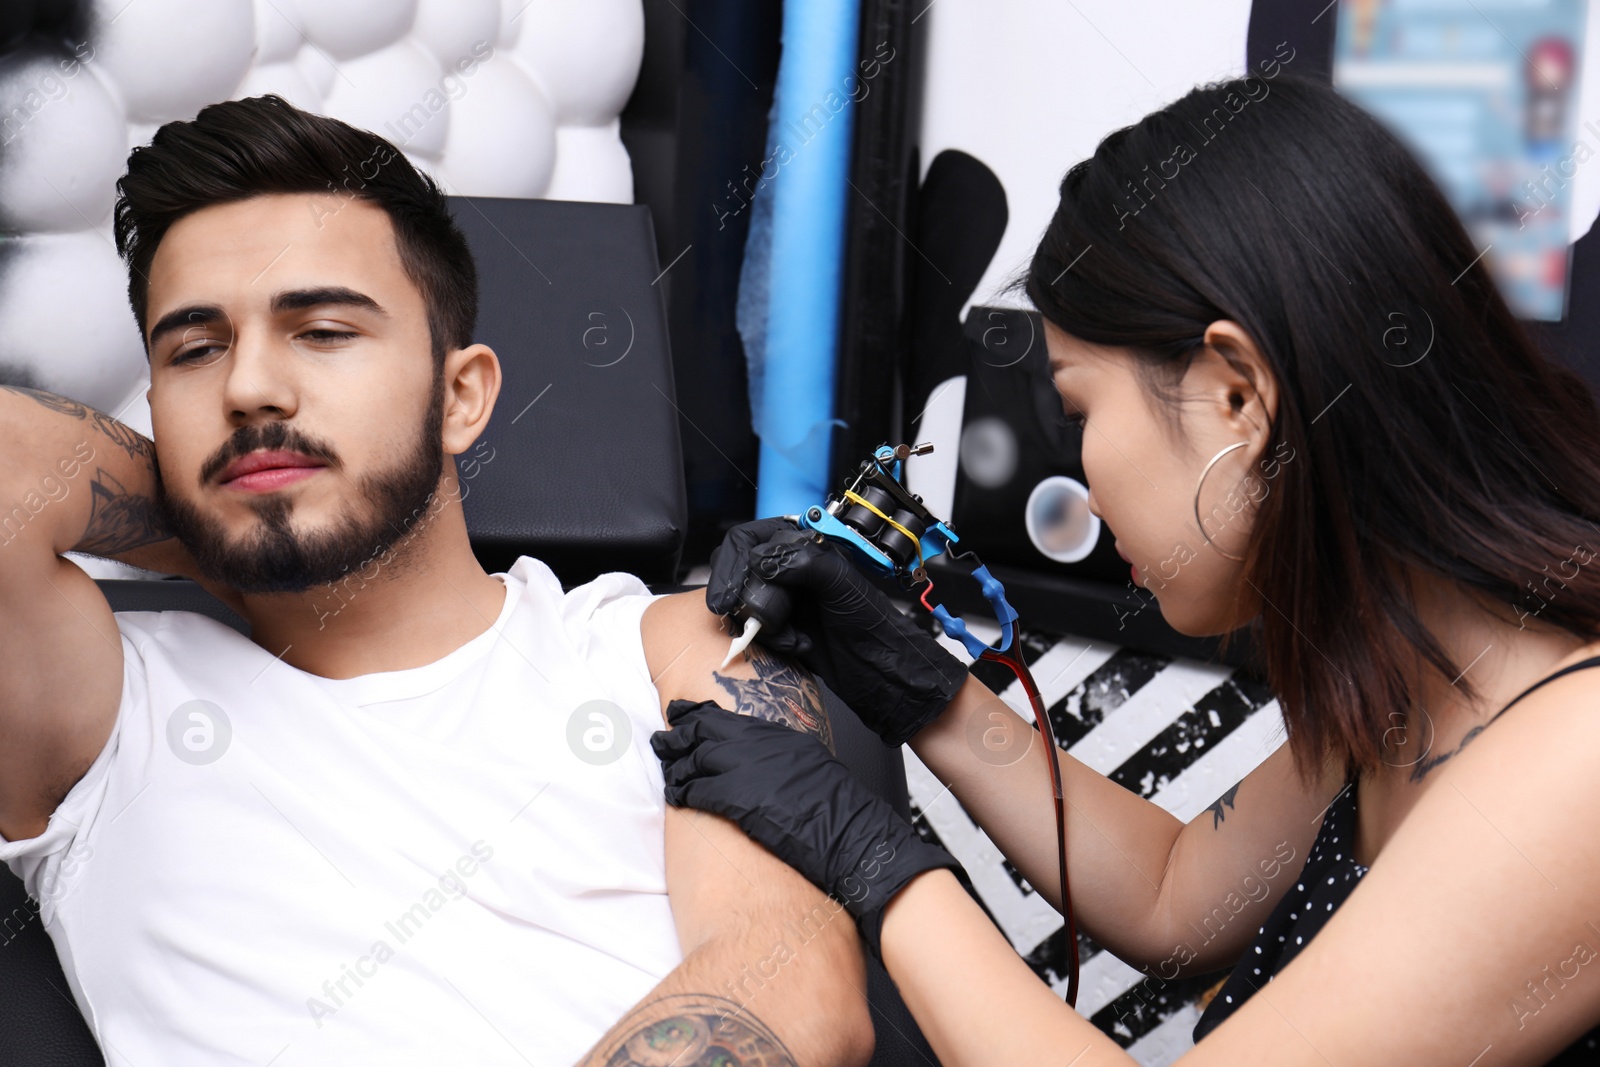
1186;319;1279;445
441;343;501;454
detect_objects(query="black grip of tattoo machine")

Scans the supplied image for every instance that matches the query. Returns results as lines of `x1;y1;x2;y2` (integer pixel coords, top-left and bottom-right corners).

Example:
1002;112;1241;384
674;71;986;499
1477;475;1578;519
729;525;821;636
734;574;792;635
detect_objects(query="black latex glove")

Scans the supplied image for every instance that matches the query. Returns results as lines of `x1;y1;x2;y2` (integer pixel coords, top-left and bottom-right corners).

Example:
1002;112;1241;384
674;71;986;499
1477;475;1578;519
705;517;970;747
653;698;964;961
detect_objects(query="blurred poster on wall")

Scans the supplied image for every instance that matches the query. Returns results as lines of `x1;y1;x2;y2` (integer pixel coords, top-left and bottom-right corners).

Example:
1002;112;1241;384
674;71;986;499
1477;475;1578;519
1334;0;1588;321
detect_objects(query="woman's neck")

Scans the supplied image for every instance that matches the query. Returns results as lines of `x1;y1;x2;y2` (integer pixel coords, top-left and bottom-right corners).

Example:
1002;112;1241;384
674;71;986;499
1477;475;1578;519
1389;569;1593;773
1350;571;1596;865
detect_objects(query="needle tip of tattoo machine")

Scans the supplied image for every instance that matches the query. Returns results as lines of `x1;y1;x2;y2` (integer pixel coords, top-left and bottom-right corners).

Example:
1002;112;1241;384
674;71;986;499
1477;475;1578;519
719;616;762;670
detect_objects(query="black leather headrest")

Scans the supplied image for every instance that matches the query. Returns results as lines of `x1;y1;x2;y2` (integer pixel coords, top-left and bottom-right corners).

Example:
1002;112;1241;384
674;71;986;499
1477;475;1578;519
448;196;687;587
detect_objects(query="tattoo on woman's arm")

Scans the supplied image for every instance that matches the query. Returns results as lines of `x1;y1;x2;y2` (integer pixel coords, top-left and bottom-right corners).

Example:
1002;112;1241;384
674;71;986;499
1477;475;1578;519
74;468;172;557
713;643;834;753
1206;780;1242;829
1;385;155;462
597;995;796;1067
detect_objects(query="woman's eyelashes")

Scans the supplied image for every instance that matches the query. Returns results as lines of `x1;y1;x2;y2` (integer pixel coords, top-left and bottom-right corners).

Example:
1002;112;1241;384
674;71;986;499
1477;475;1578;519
1053;380;1087;431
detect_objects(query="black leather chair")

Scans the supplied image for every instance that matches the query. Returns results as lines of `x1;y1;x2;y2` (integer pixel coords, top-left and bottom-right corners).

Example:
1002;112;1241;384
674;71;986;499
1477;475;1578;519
0;197;935;1066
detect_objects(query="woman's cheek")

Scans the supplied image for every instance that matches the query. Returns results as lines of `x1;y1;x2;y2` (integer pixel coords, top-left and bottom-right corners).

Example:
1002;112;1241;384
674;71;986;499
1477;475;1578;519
1077;435;1109;509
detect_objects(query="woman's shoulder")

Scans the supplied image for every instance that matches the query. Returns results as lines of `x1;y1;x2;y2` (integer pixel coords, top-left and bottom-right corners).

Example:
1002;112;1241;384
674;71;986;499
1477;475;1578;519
1421;638;1600;826
1366;640;1600;821
1483;639;1600;733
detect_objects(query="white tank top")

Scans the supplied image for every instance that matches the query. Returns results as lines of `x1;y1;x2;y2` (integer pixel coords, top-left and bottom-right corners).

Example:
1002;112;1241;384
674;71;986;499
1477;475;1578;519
0;557;683;1066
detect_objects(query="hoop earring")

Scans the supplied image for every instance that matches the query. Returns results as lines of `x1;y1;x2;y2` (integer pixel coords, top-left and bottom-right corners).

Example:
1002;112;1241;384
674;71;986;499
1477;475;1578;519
1193;442;1249;563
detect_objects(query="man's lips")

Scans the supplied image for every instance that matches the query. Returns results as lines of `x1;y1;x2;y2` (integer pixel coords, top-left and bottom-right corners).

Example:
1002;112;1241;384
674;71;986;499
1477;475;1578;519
218;451;326;490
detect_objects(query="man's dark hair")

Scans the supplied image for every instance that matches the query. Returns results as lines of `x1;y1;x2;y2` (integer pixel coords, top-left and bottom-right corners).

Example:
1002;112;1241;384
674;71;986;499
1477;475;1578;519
113;93;477;369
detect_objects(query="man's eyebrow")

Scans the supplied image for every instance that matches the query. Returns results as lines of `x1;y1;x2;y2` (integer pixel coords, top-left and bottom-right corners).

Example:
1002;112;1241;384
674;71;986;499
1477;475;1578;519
148;304;225;350
270;287;389;318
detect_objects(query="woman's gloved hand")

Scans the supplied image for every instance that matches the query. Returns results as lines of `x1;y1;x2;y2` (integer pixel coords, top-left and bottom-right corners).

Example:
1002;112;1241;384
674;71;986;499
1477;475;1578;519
653;698;964;961
705;517;970;747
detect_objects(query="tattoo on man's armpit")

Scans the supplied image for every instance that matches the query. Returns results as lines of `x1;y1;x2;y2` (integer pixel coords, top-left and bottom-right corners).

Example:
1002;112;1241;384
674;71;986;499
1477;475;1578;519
599;996;796;1067
713;643;833;752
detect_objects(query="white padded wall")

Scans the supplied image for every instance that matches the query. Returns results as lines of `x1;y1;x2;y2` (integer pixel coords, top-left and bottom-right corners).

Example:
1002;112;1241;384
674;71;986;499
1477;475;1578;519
0;0;644;440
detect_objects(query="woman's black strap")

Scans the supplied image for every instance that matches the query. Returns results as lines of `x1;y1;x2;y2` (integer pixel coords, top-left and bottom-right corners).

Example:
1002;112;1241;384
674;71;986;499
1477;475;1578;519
1490;654;1600;723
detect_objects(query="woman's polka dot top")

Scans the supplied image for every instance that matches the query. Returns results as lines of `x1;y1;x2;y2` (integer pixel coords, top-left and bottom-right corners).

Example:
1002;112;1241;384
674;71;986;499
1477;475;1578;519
1191;775;1371;1044
1192;655;1600;1061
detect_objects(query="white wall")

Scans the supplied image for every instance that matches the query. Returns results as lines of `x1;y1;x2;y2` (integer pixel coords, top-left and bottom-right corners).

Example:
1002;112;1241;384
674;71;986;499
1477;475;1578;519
917;0;1255;317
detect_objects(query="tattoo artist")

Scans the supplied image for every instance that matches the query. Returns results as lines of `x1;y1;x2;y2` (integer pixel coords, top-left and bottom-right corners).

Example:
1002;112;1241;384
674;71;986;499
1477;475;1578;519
651;74;1600;1066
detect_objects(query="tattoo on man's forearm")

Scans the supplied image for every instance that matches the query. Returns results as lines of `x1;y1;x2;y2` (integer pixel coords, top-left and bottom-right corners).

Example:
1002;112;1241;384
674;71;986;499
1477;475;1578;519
597;995;796;1067
74;468;171;556
1206;780;1241;829
1;385;155;462
714;643;833;752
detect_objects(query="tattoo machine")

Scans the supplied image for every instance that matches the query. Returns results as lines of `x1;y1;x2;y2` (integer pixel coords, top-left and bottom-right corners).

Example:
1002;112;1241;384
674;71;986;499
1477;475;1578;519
720;442;1081;1006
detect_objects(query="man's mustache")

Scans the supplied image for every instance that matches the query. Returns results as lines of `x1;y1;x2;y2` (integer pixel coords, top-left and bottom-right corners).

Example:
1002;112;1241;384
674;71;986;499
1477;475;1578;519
200;427;340;485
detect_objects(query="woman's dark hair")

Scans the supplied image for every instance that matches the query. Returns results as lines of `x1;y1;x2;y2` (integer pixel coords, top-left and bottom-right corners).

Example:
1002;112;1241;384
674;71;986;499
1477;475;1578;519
113;94;476;369
1024;72;1600;783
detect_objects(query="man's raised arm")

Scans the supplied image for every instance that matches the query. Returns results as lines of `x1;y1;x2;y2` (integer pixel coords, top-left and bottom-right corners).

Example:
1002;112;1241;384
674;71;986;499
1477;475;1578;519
0;385;240;602
573;591;875;1067
0;386;167;839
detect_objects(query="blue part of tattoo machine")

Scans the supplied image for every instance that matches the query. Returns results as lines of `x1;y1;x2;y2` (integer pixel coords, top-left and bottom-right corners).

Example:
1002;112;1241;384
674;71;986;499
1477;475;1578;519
722;442;1081;1006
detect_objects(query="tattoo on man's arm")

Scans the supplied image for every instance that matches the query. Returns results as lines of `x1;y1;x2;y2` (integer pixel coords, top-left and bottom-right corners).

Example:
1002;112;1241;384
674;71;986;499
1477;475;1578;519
1;385;155;462
597;995;796;1067
74;468;172;557
1;384;80;416
1205;780;1241;829
714;643;834;753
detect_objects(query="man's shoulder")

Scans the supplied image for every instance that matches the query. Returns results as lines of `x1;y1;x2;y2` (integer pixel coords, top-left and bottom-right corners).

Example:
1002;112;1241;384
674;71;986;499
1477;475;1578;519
108;607;260;709
505;556;663;635
638;589;728;692
111;605;251;651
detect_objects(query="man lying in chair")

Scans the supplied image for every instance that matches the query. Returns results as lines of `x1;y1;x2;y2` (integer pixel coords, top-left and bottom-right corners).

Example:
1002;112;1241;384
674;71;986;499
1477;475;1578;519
0;95;874;1067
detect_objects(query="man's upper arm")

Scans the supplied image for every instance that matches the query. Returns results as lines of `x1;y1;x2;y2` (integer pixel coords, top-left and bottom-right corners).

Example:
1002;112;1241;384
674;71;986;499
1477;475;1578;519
0;548;122;841
0;387;156;844
646;589;834;749
640;591;846;947
637;591;871;1059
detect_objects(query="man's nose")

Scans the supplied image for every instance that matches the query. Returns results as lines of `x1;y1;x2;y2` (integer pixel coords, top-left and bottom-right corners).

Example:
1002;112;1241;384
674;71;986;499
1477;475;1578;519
221;327;298;421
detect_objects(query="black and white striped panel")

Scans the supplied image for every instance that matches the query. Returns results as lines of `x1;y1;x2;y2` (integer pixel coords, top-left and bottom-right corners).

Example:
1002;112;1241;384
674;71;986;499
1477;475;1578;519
909;619;1284;1066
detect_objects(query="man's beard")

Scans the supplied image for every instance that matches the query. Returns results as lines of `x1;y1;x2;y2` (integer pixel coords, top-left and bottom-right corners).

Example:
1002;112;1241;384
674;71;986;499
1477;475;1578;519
155;378;446;596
